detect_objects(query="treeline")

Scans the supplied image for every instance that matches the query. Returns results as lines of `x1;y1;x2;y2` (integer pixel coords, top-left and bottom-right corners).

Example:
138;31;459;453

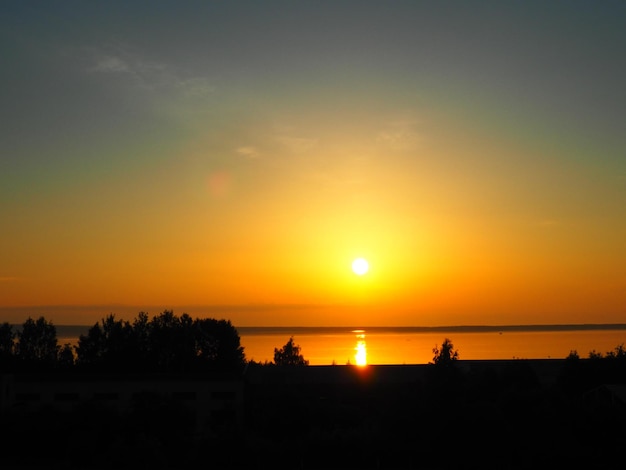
429;338;626;392
560;344;626;392
0;311;246;374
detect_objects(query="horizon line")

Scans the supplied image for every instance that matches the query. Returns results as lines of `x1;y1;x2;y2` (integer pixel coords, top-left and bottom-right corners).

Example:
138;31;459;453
44;322;626;331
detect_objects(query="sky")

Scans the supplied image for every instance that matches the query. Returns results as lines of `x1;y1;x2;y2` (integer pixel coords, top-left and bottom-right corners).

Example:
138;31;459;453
1;1;625;327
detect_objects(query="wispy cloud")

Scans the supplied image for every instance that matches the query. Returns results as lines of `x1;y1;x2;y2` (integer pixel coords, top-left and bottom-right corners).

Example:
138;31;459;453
0;276;21;282
236;146;261;159
275;136;318;154
176;77;215;97
92;56;131;73
376;118;422;151
88;51;161;87
233;134;318;163
87;46;214;98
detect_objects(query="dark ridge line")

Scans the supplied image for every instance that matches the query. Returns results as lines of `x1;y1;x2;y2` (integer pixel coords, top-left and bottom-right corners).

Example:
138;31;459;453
236;323;626;334
34;323;626;335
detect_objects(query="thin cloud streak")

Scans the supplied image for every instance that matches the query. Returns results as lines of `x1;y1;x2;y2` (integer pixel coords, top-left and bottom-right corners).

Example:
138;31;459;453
87;47;215;98
236;146;261;160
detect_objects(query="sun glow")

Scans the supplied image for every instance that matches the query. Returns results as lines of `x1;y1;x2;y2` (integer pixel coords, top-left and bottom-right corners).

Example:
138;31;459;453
352;257;369;276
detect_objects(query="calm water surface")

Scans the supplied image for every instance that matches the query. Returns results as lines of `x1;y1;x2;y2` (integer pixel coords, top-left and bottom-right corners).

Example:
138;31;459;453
57;325;626;366
238;327;626;365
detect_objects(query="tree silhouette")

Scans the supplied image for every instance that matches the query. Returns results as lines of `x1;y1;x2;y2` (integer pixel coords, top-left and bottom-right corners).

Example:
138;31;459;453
427;337;462;396
14;316;59;369
57;343;76;368
273;336;309;366
131;311;151;364
0;322;15;370
431;338;459;366
146;310;196;371
75;310;246;374
76;314;135;372
0;322;14;356
194;317;246;371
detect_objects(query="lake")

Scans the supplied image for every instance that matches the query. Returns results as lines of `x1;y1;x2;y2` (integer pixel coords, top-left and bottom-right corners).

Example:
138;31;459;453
57;324;626;366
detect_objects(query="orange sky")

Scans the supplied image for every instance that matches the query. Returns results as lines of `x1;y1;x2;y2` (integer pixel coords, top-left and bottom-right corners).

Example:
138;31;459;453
1;3;625;327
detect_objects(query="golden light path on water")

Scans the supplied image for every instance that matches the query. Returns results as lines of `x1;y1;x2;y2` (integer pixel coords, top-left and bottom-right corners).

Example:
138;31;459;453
353;330;367;366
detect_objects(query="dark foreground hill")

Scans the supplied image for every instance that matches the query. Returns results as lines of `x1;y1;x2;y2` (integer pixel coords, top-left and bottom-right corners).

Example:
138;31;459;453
2;359;626;469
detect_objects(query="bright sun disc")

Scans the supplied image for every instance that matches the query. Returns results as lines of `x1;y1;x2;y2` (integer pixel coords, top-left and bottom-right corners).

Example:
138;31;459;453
352;258;369;275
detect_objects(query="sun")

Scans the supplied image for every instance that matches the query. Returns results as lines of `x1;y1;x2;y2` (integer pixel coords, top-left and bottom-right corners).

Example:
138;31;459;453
351;257;369;276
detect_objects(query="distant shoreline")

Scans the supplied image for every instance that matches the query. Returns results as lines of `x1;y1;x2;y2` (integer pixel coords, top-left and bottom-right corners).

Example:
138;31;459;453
236;324;626;335
43;323;626;337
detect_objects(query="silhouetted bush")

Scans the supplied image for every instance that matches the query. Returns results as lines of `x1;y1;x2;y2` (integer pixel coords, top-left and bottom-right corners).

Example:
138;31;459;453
273;336;309;366
558;344;626;393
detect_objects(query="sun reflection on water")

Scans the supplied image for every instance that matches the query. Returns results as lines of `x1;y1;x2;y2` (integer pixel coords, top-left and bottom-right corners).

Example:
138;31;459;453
353;330;367;366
